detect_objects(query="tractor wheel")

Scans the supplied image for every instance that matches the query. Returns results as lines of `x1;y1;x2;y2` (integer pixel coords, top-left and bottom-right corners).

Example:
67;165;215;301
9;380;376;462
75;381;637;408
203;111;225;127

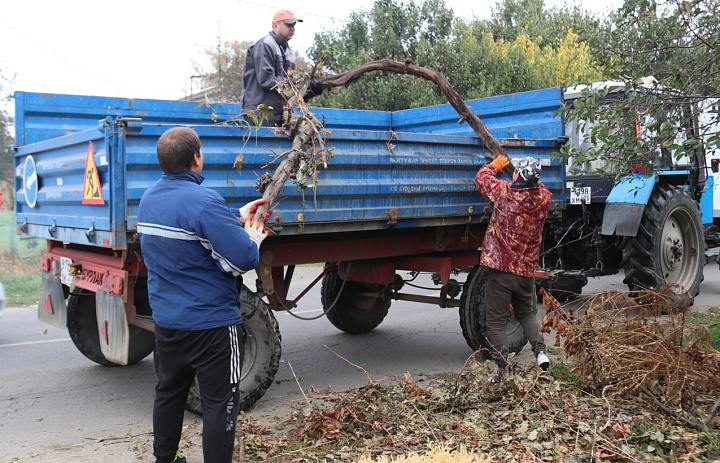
621;185;704;297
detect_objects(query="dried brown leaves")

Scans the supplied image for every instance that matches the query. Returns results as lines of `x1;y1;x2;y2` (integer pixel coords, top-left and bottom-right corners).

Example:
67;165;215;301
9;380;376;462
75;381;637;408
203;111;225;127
239;358;715;462
541;285;720;430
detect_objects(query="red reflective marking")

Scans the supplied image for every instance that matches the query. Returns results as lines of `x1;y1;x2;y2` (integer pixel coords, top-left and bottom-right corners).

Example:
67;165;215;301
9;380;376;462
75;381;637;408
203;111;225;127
101;321;109;344
44;295;53;314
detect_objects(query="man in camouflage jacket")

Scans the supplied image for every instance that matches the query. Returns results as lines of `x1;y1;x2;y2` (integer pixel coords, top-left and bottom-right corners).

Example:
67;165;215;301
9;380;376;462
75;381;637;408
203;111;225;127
474;155;552;378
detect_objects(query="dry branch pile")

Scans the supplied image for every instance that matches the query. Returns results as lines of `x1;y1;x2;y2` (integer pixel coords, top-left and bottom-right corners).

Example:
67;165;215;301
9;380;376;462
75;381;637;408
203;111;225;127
542;286;720;432
232;288;720;462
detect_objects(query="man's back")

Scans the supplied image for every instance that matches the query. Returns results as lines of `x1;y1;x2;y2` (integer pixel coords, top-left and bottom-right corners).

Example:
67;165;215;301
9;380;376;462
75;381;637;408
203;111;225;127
137;171;258;330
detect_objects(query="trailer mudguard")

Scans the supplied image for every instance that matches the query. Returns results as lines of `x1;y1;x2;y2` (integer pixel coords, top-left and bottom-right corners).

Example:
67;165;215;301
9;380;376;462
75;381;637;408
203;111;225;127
600;174;656;236
38;271;68;328
96;290;130;365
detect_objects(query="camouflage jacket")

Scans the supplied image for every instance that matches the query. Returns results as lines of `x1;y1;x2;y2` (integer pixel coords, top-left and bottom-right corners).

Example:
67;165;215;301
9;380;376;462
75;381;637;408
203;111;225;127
474;164;552;277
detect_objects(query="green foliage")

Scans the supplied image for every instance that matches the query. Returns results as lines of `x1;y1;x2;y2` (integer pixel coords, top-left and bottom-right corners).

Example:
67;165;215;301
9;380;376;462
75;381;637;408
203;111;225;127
568;0;720;176
0;251;41;307
1;272;41;307
476;0;603;47
308;0;603;110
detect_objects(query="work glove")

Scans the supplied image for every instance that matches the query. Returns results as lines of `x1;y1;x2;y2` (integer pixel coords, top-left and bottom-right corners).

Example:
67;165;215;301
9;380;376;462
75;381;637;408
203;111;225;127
303;81;325;102
244;219;269;249
490;155;510;172
239;198;268;224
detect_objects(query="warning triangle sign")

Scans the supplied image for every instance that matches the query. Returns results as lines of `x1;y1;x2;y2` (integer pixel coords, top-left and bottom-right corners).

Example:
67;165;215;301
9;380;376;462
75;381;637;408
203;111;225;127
82;141;105;205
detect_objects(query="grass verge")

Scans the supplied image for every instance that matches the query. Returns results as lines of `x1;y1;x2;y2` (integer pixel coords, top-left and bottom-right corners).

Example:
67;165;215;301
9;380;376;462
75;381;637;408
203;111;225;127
0;251;42;307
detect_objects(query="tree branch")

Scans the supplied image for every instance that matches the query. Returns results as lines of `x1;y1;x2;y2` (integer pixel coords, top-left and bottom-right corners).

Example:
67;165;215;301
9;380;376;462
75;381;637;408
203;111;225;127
319;59;510;165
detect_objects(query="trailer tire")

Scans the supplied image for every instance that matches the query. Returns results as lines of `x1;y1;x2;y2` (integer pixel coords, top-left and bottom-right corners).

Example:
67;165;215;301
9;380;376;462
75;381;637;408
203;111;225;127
67;281;155;367
182;288;282;415
459;266;530;356
321;272;390;334
621;185;704;297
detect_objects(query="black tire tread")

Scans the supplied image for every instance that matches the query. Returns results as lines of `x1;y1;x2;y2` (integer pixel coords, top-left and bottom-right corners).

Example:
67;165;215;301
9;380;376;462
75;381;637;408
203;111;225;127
620;185;704;296
67;282;155;367
183;288;282;414
321;272;390;334
459;266;529;355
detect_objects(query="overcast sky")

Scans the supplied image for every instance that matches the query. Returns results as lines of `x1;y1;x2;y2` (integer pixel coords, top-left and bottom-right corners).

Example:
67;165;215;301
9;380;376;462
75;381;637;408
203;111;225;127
0;0;622;109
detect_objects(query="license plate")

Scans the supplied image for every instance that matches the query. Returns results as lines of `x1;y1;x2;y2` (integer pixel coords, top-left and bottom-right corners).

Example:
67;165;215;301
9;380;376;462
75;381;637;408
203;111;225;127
60;257;73;286
570;187;591;205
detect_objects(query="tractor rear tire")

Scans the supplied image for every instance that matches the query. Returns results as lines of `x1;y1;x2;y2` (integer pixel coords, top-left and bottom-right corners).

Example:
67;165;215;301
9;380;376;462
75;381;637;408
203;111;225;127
621;185;704;297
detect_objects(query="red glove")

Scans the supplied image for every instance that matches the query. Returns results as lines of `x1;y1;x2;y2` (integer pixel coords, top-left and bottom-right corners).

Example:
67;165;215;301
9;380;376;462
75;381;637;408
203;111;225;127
239;198;267;223
490;155;510;172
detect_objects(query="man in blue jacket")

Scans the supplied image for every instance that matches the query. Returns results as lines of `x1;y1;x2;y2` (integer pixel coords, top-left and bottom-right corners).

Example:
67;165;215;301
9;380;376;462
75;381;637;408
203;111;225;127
137;126;268;463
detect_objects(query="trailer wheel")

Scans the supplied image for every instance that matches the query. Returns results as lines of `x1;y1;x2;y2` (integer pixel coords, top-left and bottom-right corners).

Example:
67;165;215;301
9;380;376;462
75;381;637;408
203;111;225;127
621;185;704;297
459;266;529;356
321;272;390;334
183;288;281;415
67;280;155;366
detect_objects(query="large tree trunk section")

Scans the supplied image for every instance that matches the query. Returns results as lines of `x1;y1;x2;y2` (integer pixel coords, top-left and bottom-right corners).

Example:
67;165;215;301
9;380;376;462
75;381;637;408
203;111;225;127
321;59;509;164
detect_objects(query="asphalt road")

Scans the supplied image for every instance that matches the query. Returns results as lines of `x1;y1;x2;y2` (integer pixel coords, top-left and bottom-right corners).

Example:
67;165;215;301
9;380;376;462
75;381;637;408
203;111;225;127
1;263;719;461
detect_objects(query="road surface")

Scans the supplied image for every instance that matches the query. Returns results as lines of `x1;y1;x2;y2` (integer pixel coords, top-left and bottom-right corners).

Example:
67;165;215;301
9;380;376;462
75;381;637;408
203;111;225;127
1;263;719;462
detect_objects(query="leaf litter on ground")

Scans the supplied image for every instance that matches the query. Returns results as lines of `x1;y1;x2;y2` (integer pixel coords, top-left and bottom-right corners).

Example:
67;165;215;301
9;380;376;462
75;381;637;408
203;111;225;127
236;286;720;462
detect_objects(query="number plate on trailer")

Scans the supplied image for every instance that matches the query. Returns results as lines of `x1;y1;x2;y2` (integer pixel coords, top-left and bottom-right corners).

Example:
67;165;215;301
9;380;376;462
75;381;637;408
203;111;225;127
569;187;591;205
60;257;73;286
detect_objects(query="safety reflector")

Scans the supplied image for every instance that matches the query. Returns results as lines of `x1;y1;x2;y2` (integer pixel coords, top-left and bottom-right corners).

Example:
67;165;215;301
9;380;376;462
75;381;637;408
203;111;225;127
101;320;109;345
44;295;53;314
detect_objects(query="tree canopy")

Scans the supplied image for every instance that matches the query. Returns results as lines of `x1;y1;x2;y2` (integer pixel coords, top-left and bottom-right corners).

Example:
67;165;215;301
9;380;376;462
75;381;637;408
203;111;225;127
562;0;719;176
307;0;604;110
198;0;604;109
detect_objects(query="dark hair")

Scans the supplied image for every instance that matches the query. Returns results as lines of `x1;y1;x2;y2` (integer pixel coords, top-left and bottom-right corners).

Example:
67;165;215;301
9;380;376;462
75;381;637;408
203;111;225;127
156;127;201;173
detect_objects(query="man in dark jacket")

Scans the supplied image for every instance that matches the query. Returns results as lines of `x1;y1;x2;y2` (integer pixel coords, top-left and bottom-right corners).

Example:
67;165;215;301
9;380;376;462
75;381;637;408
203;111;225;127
241;9;322;127
475;155;552;380
137;127;269;463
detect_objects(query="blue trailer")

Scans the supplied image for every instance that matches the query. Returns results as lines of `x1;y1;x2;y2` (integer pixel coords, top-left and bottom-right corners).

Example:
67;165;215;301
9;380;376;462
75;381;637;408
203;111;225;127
13;88;566;410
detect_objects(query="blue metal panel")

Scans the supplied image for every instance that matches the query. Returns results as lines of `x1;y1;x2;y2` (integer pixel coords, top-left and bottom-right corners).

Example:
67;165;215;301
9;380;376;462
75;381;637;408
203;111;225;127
14;89;566;250
390;87;564;139
700;175;714;225
14;127;116;247
606;174;656;204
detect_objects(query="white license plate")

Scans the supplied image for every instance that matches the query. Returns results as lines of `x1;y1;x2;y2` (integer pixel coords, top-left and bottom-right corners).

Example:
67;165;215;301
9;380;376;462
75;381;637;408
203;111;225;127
570;187;591;205
60;257;73;286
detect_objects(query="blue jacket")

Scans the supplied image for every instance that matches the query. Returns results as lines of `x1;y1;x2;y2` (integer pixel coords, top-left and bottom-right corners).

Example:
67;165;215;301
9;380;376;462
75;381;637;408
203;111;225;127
137;171;260;330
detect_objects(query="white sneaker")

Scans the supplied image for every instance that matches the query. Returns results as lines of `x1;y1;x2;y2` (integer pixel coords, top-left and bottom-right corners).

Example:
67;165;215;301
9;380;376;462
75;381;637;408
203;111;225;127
536;351;550;371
